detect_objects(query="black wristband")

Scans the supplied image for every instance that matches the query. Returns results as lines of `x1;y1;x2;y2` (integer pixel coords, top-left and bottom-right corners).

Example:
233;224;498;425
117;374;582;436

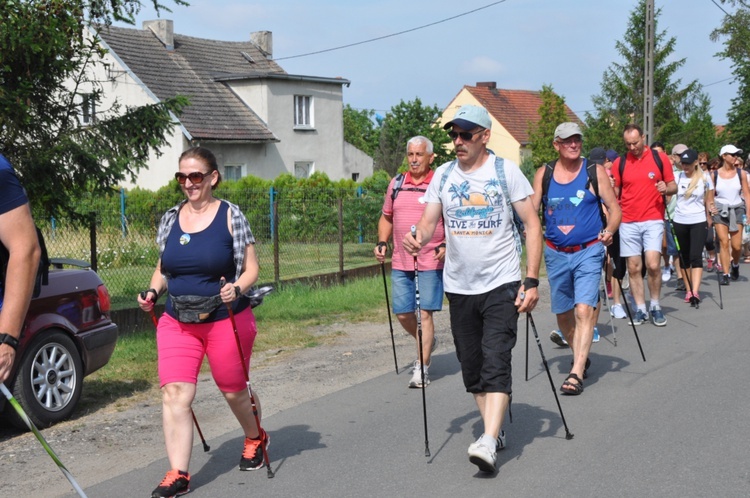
234;285;242;299
523;277;539;290
377;241;388;252
0;333;19;351
147;288;159;303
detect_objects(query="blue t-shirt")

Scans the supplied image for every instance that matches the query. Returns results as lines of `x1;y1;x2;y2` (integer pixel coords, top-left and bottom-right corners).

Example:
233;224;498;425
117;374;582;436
162;201;249;321
0;154;30;215
544;163;602;247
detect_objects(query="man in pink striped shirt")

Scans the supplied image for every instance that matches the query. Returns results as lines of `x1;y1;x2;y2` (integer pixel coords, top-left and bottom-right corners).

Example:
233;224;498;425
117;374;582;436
375;136;445;388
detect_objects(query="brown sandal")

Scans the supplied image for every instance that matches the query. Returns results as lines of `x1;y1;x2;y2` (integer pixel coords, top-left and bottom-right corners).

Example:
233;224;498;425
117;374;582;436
560;373;584;395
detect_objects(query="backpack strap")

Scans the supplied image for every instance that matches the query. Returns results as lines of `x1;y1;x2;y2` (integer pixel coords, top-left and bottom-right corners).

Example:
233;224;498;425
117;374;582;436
494;156;523;256
544;158;606;230
390;173;405;201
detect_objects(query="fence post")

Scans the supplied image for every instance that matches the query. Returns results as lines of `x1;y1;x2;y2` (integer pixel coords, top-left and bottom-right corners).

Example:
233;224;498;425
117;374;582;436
120;187;127;238
89;211;98;272
356;186;363;244
338;198;344;282
273;198;280;285
269;186;275;240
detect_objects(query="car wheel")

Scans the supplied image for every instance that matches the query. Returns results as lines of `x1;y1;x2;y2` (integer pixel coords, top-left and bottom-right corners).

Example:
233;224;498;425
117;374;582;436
9;331;83;428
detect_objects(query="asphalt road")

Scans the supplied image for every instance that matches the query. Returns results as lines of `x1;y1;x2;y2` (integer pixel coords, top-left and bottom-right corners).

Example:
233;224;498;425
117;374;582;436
71;271;750;497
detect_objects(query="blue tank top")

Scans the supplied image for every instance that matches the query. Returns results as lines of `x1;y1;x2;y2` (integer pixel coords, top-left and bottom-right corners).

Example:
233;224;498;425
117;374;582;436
544;164;602;247
162;201;249;321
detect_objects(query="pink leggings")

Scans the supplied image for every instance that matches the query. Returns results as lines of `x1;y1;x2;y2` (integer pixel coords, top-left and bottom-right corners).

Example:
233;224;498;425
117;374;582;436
156;307;257;392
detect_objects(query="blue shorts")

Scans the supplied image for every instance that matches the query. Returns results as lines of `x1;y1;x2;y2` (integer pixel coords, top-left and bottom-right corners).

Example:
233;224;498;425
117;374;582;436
545;242;605;314
664;221;678;256
391;269;444;314
620;220;664;257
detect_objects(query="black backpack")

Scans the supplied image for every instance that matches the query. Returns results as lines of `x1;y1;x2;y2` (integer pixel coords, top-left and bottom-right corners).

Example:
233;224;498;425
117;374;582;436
390;173;427;202
617;148;665;199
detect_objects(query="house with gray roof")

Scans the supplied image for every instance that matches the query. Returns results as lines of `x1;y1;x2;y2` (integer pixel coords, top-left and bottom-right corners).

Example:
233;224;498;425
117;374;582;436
87;20;372;188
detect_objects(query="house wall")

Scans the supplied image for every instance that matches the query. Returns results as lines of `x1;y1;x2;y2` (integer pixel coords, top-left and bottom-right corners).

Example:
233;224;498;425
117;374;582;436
440;90;523;166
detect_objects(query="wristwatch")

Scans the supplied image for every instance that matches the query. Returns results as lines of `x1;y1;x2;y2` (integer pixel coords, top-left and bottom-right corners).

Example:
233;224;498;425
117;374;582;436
0;333;19;351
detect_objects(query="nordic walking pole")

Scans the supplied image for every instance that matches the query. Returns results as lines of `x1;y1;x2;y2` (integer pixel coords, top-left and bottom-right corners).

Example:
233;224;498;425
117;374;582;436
525;314;529;381
380;261;399;374
601;267;616;346
411;226;430;457
525;312;574;440
613;276;646;362
219;278;274;478
140;291;210;452
0;384;88;497
663;195;696;307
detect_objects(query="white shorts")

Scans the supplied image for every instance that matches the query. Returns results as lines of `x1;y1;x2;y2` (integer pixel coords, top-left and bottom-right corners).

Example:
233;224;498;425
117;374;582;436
619;220;664;257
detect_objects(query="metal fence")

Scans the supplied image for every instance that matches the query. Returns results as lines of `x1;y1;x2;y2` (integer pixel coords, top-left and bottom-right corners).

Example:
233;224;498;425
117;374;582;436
39;188;385;311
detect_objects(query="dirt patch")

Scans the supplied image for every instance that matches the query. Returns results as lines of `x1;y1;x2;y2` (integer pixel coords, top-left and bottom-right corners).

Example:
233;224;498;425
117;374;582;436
0;313;453;497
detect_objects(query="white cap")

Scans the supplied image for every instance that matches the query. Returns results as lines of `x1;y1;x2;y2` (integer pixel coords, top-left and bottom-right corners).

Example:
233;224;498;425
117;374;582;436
719;144;743;156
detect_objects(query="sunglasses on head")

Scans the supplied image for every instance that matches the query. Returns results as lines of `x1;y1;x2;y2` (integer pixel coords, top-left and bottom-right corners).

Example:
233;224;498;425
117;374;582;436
447;129;484;141
175;171;210;185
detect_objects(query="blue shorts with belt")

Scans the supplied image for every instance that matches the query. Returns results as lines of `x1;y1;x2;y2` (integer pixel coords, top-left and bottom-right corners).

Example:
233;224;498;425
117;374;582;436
545;241;605;314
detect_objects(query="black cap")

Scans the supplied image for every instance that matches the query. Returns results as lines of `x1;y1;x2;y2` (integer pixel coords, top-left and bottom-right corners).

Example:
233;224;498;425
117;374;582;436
589;147;606;165
680;148;698;164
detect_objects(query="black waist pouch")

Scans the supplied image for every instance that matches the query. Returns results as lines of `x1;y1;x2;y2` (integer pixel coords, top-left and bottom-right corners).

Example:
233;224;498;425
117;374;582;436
170;294;223;323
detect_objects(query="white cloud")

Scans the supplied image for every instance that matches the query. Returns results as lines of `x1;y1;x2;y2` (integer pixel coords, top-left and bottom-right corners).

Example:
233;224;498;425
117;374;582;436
460;56;505;75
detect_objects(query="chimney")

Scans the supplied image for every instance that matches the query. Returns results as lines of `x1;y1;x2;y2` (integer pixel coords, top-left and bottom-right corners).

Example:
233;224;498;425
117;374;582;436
476;81;497;89
251;31;273;59
143;20;174;50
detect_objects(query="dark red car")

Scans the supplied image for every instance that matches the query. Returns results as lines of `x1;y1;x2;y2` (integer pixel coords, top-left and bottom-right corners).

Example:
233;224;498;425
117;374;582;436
1;258;118;428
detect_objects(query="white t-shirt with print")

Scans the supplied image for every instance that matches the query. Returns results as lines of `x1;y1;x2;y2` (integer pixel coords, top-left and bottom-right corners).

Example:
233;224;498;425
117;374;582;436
424;154;533;295
673;171;713;224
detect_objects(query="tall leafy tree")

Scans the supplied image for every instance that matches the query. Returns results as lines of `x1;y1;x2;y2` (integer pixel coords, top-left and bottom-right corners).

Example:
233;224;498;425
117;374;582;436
585;0;708;152
375;98;452;176
527;84;570;169
0;0;188;219
711;2;750;152
342;104;379;158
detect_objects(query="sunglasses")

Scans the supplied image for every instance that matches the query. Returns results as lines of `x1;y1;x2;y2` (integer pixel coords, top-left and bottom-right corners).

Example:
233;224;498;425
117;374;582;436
448;129;484;141
175;171;211;185
699;162;708;165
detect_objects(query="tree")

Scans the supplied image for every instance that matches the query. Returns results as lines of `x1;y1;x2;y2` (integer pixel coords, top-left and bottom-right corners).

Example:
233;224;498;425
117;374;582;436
527;85;570;169
342;105;379;158
375;98;452;176
711;2;750;152
0;0;188;220
585;0;708;152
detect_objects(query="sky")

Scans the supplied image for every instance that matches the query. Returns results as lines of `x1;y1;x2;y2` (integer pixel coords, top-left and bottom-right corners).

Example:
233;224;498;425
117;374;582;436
116;0;735;124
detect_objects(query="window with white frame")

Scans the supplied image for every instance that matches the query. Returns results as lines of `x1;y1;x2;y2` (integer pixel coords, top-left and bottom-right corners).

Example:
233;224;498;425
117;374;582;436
295;161;314;179
80;93;97;125
294;95;313;129
224;164;244;181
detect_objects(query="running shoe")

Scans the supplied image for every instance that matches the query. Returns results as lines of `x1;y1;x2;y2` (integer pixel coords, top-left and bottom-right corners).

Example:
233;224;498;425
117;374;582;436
731;263;740;281
661;266;671;283
240;428;270;471
706;258;714;272
592;327;600;343
684;291;693;303
651;307;667;327
549;329;568;347
496;430;507;451
610;303;627;319
468;436;497;473
691;292;701;307
720;274;730;286
629;310;649;326
408;360;430;388
151;469;190;498
675;279;686;291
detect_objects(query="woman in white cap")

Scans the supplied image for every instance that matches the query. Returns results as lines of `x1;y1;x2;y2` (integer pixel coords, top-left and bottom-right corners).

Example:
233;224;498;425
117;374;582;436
712;144;750;285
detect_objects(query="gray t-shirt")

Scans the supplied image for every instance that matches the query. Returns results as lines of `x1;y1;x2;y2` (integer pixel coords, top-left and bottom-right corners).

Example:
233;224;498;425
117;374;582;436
424;154;533;294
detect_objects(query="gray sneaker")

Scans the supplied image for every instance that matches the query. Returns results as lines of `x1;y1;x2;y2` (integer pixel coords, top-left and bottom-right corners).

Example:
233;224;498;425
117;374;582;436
629;309;649;326
408;361;430;388
650;307;667;327
468;437;497;473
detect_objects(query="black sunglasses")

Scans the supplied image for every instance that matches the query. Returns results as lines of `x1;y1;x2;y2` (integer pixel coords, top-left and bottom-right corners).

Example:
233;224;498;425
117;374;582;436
175;171;211;185
448;129;484;141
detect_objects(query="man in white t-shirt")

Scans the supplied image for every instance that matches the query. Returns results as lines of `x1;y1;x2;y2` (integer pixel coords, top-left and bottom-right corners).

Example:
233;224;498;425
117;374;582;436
403;104;542;474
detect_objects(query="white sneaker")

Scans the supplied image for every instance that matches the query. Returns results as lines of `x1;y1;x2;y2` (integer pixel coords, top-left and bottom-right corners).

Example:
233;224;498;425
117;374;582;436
610;303;627;319
661;266;671;283
408;361;430;388
468;436;497;473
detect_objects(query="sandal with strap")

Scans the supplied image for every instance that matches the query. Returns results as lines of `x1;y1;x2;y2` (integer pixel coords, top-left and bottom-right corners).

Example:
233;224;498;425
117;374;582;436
570;357;591;379
560;373;584;395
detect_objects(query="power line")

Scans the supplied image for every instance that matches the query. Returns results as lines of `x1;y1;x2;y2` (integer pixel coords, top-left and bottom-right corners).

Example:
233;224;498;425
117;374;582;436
274;1;508;61
709;0;731;16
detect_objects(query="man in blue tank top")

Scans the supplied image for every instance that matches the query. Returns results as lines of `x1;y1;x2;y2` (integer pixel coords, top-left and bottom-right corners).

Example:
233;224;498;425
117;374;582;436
531;123;621;395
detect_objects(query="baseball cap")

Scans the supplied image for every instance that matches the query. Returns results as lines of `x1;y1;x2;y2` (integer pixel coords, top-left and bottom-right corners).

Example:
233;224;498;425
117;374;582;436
679;148;698;164
605;149;619;162
589;147;606;165
671;144;688;155
719;144;743;156
554;122;583;140
443;105;492;130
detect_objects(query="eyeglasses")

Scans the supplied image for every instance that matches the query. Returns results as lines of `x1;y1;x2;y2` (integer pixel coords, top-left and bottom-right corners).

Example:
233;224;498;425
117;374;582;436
175;171;211;185
556;136;582;147
448;129;484;141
